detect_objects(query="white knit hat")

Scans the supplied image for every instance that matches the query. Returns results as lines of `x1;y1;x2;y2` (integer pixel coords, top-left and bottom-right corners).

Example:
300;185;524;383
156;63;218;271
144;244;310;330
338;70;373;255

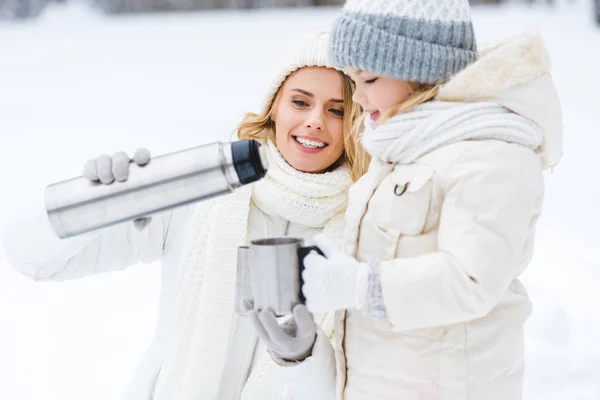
261;28;337;111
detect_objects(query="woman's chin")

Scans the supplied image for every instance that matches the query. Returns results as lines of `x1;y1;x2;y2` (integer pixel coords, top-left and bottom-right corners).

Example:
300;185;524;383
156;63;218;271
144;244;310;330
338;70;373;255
286;156;327;174
278;144;337;173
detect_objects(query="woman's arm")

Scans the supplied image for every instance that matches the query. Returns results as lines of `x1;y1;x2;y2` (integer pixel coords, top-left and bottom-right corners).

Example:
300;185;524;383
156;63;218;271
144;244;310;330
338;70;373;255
2;194;192;281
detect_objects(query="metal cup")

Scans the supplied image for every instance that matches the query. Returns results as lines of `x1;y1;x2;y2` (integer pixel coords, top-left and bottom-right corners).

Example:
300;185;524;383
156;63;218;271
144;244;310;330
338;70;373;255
235;237;323;317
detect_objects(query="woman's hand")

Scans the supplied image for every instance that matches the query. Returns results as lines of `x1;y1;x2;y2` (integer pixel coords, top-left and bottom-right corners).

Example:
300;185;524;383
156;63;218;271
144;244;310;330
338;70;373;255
82;148;152;230
246;302;316;362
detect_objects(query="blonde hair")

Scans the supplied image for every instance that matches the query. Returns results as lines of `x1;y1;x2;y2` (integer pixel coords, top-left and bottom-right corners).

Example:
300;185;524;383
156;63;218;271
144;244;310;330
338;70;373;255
380;83;440;122
349;83;441;156
235;69;369;182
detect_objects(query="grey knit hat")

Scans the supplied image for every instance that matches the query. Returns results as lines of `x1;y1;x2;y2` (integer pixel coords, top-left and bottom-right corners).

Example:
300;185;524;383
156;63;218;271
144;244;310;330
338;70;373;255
329;0;478;84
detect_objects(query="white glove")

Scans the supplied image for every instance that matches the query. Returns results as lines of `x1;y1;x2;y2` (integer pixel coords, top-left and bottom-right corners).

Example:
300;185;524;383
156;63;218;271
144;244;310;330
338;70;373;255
302;233;370;314
82;148;152;231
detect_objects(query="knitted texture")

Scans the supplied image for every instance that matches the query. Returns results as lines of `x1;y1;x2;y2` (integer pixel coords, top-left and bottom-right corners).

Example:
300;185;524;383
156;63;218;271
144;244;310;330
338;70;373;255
329;0;478;84
360;101;544;164
365;259;387;320
153;190;252;400
261;27;337;111
252;140;353;228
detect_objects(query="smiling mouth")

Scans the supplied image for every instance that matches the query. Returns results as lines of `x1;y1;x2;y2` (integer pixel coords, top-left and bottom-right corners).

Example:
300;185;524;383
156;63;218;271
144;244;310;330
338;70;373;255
367;110;380;121
292;136;328;149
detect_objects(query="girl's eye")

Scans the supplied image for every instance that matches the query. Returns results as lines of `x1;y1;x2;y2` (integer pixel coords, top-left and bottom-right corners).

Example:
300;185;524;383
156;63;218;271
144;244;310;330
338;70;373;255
365;77;379;84
330;108;344;117
292;100;308;107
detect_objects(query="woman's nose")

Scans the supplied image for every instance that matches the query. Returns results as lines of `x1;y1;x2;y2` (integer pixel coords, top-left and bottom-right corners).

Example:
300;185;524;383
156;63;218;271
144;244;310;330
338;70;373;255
305;109;324;130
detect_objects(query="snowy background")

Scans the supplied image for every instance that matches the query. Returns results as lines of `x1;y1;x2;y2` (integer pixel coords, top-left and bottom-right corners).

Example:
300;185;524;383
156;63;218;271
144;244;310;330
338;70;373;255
0;2;599;399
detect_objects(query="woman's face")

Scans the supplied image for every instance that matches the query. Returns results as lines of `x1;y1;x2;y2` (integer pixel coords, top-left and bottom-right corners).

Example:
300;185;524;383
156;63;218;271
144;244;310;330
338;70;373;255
273;67;346;173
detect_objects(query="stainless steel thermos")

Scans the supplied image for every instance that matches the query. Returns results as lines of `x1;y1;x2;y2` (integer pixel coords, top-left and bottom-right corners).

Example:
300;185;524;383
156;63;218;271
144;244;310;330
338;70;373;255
235;237;323;316
45;140;268;239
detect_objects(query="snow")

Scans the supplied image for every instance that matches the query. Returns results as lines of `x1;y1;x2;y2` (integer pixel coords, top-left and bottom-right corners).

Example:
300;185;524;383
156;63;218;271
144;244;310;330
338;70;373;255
0;2;598;399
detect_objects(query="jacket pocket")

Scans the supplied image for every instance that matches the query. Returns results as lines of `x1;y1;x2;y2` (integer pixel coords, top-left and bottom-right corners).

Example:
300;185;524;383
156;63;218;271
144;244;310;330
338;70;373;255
371;164;435;236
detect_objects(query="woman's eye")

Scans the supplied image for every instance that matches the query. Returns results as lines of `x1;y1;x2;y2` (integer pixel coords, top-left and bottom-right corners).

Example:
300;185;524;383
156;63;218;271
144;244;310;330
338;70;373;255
292;100;308;107
330;108;344;117
365;77;379;84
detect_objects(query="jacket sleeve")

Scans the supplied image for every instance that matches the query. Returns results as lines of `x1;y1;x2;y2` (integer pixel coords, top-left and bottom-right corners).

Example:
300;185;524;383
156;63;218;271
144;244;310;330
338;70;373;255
274;329;337;400
379;146;544;330
2;194;192;282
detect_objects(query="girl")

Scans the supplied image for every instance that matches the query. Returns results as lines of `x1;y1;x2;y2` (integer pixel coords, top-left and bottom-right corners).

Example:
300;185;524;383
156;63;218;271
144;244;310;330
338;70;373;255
251;1;563;399
3;28;365;400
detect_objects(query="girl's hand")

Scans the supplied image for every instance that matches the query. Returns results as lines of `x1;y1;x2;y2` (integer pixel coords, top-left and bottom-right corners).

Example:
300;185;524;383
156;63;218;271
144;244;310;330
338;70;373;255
302;233;369;313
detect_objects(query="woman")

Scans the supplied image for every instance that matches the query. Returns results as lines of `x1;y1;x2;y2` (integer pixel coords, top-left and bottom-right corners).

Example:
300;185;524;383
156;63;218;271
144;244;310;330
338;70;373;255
2;28;367;400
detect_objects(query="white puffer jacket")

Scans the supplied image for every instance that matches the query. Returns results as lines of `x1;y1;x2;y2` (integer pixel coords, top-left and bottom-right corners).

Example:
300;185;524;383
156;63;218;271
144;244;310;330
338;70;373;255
278;32;563;400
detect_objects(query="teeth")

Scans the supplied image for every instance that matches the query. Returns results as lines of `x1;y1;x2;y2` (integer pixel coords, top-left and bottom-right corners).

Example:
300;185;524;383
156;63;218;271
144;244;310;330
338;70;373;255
296;137;326;149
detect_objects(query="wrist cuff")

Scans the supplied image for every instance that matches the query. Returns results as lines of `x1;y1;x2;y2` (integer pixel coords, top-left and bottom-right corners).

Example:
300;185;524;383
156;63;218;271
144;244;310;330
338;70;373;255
354;262;370;309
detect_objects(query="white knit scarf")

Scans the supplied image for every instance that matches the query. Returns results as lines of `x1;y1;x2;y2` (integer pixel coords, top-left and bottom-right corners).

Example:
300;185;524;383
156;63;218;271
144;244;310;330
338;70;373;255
153;140;352;400
361;101;543;164
252;140;352;228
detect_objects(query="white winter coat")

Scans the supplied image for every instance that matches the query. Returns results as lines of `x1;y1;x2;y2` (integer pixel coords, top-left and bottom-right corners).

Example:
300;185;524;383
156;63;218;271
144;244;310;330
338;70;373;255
277;32;563;400
2;193;334;399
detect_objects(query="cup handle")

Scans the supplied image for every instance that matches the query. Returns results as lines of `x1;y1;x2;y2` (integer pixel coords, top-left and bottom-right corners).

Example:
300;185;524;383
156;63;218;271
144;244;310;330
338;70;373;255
297;246;325;303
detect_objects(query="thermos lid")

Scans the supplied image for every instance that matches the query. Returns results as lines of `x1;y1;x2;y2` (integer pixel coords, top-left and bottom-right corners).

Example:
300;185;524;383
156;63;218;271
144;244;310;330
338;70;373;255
231;140;268;185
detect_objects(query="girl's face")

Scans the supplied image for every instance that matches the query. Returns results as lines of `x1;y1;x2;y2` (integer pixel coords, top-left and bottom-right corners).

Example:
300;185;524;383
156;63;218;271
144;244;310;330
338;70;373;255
273;67;346;173
344;67;415;122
